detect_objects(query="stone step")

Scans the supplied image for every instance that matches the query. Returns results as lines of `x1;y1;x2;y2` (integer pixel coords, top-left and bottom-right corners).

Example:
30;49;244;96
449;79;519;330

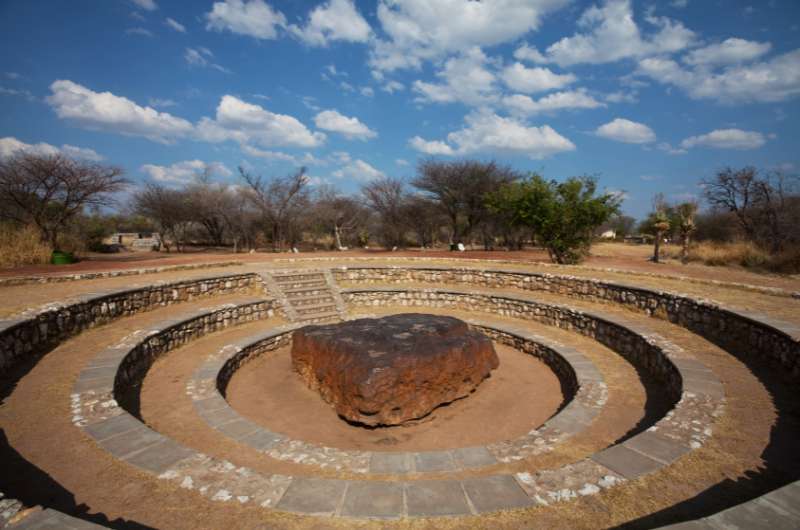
273;277;326;286
294;301;338;315
283;286;332;297
297;310;341;322
290;295;335;307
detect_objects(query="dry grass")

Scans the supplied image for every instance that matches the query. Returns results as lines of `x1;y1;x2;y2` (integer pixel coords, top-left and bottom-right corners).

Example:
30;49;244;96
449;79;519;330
687;241;800;274
0;224;52;268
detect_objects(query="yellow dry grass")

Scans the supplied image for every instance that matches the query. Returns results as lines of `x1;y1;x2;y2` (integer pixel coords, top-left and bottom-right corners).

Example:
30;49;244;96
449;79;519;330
0;224;52;268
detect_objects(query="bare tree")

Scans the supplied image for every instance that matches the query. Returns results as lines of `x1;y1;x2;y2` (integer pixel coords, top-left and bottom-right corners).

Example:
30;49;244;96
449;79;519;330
239;166;309;252
412;159;518;249
401;194;445;248
133;184;192;252
186;180;234;246
702;167;799;251
313;186;368;250
0;153;127;249
362;177;407;248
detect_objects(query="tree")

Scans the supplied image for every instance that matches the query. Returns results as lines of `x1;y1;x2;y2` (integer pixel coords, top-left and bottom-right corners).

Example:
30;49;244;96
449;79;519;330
702;167;799;252
132;183;192;252
0;153;127;249
401;194;446;248
412;159;518;249
239;166;309;252
644;193;671;263
362;177;407;248
312;186;368;250
487;174;620;264
674;201;698;263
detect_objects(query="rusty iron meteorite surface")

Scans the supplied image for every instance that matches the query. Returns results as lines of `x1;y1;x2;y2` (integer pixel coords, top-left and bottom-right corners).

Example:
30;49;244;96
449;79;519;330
291;313;499;426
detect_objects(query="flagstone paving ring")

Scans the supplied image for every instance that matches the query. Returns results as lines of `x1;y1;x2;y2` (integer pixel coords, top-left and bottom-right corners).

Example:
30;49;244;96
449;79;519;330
3;263;799;527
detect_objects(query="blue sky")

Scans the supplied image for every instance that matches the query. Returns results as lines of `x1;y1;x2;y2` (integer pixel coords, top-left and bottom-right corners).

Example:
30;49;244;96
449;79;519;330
1;0;798;219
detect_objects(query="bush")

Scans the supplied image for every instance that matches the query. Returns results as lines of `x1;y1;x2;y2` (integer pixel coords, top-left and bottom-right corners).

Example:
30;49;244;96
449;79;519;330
0;224;53;268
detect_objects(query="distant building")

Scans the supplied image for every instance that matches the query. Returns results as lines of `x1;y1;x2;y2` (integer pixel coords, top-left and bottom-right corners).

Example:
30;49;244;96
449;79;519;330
599;229;616;239
104;232;161;251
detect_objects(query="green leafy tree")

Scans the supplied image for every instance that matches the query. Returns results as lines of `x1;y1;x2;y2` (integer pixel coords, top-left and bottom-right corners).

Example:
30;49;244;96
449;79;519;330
487;174;621;264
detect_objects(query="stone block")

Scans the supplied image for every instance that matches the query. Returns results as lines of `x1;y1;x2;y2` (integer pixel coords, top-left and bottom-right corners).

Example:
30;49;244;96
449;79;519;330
340;481;404;519
405;480;472;516
462;475;533;513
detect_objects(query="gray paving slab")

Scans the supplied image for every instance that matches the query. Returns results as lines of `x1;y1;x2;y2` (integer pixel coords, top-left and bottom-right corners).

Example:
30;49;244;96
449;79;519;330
708;496;798;529
198;405;240;427
240;428;284;451
369;452;412;474
652;521;718;529
82;413;141;442
340;481;404;519
72;377;111;394
682;378;725;399
413;451;457;472
452;446;497;469
405;480;472;517
123;438;193;474
759;481;800;518
591;444;663;479
9;509;107;529
99;427;164;459
76;365;118;381
462;475;533;513
215;418;260;441
192;395;228;413
624;431;690;465
275;477;348;515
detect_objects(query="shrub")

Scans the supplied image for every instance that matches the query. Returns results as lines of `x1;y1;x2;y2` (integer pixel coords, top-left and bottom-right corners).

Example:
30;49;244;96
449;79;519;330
0;224;53;268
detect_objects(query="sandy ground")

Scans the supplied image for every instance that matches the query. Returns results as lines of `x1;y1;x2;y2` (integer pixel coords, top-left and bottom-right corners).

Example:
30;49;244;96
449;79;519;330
227;343;562;452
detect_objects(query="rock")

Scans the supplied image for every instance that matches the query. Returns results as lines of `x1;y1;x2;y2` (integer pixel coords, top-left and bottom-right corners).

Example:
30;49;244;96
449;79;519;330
291;313;499;426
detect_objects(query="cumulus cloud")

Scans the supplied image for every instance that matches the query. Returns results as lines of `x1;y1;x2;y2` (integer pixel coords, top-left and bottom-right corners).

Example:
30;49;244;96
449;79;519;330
125;27;154;37
369;0;570;72
241;145;297;162
195;95;325;148
503;89;605;115
514;43;547;63
140;159;232;185
382;80;404;93
165;17;186;33
46;80;193;143
289;0;371;47
332;159;385;182
408;136;455;155
637;49;800;103
595;118;656;144
410;110;575;159
680;128;767;150
205;0;286;39
412;47;499;106
132;0;157;11
684;38;770;67
313;109;377;140
500;63;576;93
543;0;696;66
0;136;103;161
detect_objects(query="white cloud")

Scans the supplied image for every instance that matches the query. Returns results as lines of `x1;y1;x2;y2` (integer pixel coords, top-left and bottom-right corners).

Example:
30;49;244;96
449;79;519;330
196;95;325;148
500;63;576;93
125;27;154;37
241;145;297;162
503;89;605;115
46;80;193;143
544;0;696;66
141;160;232;185
412;47;498;106
638;49;800;103
369;0;570;72
289;0;371;47
680;128;767;150
360;86;374;98
604;90;638;103
313;109;377;140
205;0;286;39
408;136;455;155
395;158;409;166
0;86;36;101
411;110;575;159
332;159;385;182
0;136;103;161
514;43;547;63
382;80;404;93
595;118;656;144
132;0;157;11
184;47;230;73
165;17;186;33
684;38;771;67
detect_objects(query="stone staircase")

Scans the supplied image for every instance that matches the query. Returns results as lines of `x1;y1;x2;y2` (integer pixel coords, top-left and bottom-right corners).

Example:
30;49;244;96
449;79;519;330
259;269;346;323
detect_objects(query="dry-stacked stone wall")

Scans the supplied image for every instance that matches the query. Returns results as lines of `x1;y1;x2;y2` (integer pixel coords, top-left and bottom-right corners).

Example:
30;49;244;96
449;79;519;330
0;273;260;376
335;267;800;378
